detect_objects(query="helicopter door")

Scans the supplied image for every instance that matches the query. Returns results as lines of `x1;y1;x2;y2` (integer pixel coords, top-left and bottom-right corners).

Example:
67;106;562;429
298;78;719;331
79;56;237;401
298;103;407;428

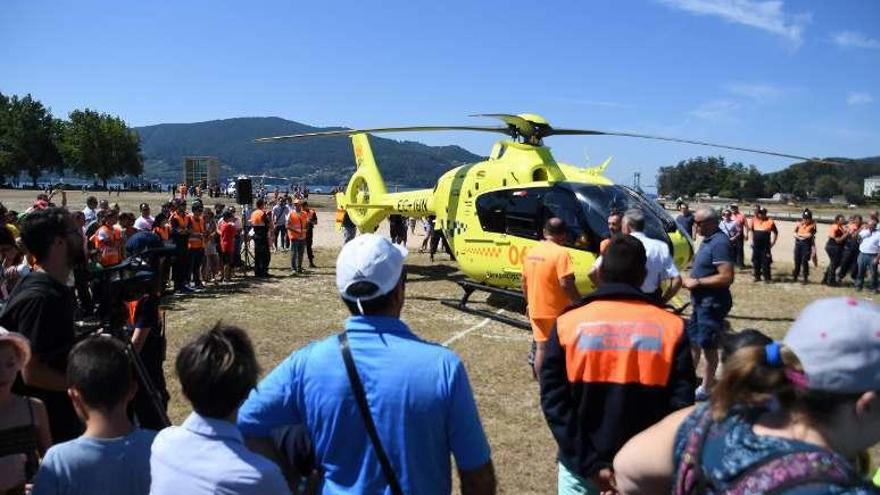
475;187;547;246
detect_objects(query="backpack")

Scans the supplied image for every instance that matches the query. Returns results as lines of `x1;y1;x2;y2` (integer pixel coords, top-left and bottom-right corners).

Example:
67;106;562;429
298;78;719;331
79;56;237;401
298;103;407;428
674;407;863;495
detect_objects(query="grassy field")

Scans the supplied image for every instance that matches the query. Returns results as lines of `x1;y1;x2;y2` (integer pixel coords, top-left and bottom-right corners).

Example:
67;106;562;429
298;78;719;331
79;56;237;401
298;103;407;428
2;189;879;492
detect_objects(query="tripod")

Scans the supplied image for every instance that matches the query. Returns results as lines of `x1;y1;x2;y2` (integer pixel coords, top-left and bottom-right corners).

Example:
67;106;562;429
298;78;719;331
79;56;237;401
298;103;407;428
238;208;254;274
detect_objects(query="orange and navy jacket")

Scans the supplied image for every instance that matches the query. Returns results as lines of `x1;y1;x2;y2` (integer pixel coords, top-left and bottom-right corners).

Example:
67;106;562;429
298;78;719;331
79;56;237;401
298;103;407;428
539;283;695;478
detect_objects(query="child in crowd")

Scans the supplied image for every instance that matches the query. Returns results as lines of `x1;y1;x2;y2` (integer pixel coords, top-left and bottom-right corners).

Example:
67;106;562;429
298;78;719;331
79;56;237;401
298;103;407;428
32;337;156;495
150;324;289;494
0;328;51;494
202;209;220;284
218;210;236;284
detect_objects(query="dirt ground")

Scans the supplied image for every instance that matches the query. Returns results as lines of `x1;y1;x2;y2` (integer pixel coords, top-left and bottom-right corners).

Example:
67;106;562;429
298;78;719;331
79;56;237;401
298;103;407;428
1;189;878;492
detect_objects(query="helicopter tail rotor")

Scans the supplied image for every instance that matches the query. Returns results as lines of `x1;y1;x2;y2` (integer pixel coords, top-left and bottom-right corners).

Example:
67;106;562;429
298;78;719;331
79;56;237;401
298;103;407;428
337;133;392;232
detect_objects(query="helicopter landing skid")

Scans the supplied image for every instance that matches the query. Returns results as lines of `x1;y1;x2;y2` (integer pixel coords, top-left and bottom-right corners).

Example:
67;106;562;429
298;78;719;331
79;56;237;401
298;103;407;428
440;281;530;331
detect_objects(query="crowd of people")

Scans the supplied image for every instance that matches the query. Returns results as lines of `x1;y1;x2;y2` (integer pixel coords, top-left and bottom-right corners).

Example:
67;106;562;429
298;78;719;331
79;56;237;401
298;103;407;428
521;205;880;494
675;202;880;293
1;189;880;494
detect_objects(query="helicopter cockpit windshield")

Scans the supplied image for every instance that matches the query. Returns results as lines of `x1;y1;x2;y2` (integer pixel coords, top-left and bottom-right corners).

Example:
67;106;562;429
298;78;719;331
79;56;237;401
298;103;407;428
474;183;676;254
573;184;674;246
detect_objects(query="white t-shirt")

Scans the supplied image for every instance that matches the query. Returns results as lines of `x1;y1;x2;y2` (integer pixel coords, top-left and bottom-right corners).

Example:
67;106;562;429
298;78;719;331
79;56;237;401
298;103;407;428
591;231;680;294
82;206;97;224
859;228;880;255
134;215;155;231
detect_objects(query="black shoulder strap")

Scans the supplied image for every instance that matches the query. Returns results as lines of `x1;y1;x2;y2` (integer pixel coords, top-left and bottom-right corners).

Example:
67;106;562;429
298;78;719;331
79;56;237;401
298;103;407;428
338;332;404;495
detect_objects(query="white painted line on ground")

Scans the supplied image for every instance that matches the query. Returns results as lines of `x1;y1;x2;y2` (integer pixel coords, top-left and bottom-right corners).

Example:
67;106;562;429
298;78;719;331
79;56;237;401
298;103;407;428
442;308;507;347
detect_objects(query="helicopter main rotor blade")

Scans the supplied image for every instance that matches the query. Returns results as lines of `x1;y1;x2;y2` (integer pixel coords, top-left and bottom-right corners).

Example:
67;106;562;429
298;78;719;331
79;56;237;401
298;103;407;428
550;128;844;165
253;125;512;142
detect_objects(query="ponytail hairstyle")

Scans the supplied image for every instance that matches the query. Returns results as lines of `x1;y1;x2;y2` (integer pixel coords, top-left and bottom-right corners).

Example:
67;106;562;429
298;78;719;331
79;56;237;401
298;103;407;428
711;342;861;425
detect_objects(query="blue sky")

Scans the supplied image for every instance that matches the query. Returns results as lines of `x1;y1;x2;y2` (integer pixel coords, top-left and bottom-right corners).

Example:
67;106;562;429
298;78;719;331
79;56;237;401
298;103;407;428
1;0;878;187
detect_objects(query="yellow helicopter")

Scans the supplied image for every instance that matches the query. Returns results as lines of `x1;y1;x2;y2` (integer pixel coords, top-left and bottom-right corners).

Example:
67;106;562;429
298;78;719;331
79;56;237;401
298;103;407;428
257;113;830;319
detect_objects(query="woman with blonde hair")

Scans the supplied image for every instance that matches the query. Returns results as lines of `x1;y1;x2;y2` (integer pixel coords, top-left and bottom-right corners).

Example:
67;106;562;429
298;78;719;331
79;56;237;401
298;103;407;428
614;297;880;494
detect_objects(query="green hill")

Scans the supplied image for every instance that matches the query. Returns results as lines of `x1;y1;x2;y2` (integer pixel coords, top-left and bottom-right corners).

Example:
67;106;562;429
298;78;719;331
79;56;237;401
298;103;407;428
765;156;880;199
135;117;484;187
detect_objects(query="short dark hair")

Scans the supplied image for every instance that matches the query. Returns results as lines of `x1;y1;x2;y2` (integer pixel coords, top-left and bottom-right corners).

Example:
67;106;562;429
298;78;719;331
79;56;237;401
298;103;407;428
176;323;260;418
19;207;72;262
342;278;401;316
600;234;647;287
544;217;566;237
68;337;133;411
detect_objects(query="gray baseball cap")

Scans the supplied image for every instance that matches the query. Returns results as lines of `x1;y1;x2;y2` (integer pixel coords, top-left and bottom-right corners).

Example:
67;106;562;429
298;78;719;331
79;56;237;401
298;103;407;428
784;297;880;393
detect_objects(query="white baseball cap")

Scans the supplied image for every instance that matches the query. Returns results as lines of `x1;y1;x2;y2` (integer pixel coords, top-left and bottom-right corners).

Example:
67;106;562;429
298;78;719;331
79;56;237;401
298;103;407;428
784;297;880;393
336;234;408;302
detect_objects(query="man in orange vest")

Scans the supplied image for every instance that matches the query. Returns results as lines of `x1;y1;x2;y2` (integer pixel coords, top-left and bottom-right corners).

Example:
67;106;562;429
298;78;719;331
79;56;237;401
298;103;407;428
522;217;580;378
187;201;207;290
598;212;622;256
250;198;271;277
540;234;695;494
749;206;778;283
168;200;192;294
302;200;318;268
286;198;309;274
792;209;817;284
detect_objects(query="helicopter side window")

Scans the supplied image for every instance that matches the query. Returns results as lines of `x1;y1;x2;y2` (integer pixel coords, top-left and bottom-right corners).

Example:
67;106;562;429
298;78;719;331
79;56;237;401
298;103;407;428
504;190;544;240
541;189;598;252
475;192;507;233
475;188;546;240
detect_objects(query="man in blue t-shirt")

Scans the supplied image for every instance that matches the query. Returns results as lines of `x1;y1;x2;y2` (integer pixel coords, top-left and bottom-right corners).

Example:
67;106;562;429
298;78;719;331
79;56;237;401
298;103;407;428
681;206;734;402
33;337;156;495
675;203;696;239
238;234;496;495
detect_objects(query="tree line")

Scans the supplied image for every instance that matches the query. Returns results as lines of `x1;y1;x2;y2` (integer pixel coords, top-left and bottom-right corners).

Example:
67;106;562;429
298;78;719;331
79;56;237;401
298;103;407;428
657;155;880;202
0;92;142;189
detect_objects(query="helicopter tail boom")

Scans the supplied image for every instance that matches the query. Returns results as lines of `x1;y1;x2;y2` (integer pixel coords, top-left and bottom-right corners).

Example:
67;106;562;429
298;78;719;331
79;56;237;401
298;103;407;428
337;133;435;232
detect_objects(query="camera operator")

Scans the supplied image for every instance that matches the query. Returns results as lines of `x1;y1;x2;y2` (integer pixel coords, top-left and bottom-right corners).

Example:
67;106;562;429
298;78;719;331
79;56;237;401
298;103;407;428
0;207;86;442
120;230;170;429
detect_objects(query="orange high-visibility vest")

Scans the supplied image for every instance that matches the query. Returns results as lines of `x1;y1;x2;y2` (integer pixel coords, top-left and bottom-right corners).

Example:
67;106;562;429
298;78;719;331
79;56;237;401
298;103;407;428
751;217;775;232
91;225;122;267
335;207;345;224
797;220;816;237
555;299;685;386
188;214;205;249
287;210;309;241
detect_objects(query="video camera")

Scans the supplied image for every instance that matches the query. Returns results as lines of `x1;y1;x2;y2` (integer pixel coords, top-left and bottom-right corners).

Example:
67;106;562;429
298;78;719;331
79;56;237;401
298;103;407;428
86;246;176;327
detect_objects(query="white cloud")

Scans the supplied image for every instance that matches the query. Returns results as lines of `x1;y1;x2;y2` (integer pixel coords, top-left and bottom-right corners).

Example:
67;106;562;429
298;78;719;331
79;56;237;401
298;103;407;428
725;82;783;101
847;92;874;105
658;0;809;45
689;100;741;121
832;31;880;50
